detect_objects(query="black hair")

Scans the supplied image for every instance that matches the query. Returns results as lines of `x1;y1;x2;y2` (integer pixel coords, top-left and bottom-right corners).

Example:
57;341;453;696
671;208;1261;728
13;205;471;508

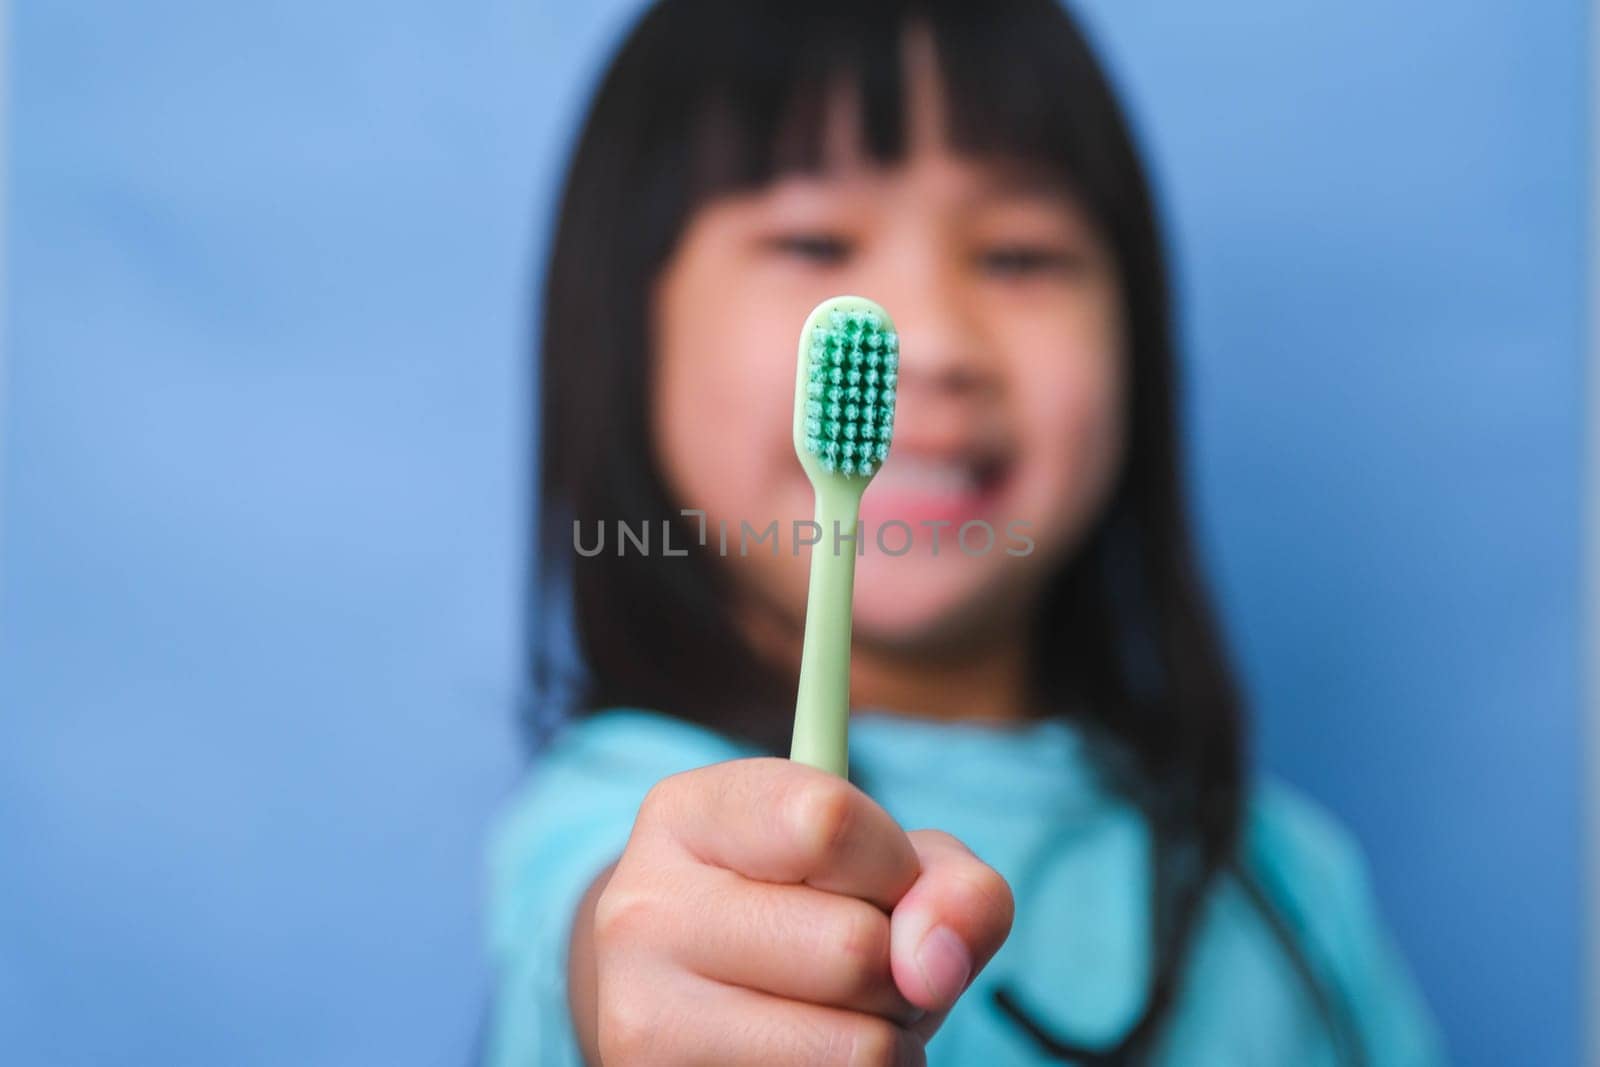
531;0;1252;1055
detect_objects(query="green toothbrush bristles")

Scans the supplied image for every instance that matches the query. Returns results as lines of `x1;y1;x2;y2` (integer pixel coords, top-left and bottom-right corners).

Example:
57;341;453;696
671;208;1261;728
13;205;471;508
802;309;897;476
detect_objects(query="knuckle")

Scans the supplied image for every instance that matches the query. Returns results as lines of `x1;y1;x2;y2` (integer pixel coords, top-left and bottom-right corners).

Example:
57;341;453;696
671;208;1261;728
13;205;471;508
592;884;655;946
596;990;659;1063
637;772;684;825
827;905;891;1000
787;779;856;864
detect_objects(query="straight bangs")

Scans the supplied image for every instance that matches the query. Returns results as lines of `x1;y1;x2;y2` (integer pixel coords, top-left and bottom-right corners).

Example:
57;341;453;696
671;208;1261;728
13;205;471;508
662;0;1134;241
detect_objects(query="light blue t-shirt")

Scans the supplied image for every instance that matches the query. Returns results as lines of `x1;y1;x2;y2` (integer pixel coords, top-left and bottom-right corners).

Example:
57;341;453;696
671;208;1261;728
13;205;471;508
485;707;1443;1065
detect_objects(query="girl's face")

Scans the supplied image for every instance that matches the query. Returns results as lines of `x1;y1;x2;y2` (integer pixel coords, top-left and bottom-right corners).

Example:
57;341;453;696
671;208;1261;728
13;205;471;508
651;53;1126;655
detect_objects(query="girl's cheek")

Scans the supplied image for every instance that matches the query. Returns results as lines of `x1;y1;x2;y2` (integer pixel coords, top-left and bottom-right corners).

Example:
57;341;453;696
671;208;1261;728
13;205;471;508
1016;340;1123;536
652;251;788;511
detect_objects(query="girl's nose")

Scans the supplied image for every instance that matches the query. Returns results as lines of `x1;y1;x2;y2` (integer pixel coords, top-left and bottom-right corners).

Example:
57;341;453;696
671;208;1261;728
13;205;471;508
884;269;1000;404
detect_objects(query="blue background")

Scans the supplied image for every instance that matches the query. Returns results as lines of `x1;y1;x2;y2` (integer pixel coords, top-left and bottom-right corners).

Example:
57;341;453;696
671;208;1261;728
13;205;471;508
0;1;1586;1064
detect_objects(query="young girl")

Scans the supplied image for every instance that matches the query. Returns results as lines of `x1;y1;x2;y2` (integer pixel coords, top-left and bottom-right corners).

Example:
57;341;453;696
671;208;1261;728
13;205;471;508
488;0;1442;1063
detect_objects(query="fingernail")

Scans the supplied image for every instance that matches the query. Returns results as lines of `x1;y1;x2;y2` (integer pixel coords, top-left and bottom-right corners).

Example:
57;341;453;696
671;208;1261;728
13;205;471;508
914;925;971;1004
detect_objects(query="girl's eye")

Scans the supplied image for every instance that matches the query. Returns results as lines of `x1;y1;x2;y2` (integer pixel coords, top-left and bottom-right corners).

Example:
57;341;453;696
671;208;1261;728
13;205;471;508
978;244;1084;278
767;233;854;266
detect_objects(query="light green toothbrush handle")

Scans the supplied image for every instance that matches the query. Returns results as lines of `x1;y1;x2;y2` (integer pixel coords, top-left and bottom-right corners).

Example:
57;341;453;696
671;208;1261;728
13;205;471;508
790;479;863;777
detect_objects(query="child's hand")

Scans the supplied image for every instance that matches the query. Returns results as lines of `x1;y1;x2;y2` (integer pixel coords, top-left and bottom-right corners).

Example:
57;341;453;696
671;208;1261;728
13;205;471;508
590;756;1015;1065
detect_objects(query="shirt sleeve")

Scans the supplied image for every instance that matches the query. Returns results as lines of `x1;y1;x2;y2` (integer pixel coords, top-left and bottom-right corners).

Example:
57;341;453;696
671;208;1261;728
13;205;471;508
1247;781;1447;1066
483;708;757;1067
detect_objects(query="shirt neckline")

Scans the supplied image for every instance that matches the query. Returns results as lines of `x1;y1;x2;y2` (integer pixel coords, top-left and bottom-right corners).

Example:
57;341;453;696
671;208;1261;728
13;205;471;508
847;707;1104;808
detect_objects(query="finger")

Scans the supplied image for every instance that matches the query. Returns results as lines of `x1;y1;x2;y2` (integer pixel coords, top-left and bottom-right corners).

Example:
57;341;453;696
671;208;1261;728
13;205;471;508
650;757;921;912
889;830;1016;1020
600;968;927;1067
665;867;926;1026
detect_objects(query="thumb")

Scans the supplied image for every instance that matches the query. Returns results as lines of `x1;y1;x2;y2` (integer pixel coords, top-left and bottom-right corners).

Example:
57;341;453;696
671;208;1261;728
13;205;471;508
889;829;1015;1024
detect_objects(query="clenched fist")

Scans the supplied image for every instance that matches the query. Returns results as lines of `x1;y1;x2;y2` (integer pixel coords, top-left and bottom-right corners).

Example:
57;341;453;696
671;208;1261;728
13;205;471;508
570;756;1015;1065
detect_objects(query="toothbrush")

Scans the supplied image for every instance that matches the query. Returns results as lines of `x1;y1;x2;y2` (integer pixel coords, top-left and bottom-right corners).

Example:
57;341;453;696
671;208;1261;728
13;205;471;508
789;295;898;777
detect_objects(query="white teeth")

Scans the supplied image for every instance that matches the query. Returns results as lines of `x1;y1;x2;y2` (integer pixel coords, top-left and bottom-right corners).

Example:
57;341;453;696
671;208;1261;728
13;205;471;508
871;456;980;498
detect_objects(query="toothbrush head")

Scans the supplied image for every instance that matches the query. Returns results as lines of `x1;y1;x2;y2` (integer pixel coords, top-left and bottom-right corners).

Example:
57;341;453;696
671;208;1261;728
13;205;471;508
793;295;898;483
